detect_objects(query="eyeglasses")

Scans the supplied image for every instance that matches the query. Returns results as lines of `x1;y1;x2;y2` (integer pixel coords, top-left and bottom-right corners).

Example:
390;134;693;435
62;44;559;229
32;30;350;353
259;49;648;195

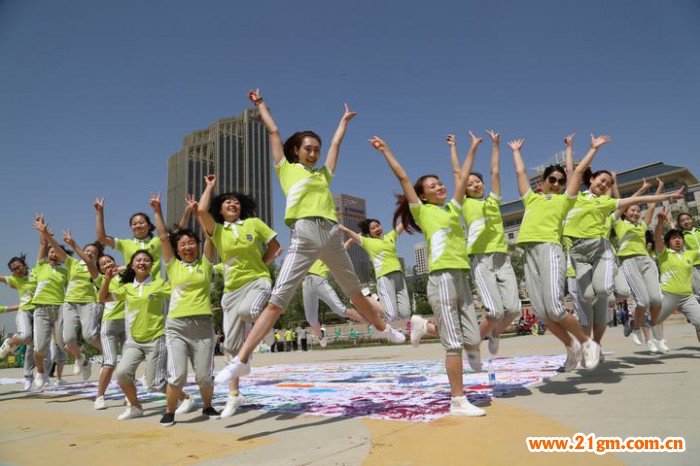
547;176;567;186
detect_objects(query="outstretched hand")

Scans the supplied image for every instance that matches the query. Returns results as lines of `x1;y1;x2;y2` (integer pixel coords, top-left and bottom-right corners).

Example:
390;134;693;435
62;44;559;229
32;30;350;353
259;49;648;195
62;229;76;247
149;193;162;212
185;194;198;211
342;103;357;122
564;133;575;147
508;139;525;151
445;134;456;147
204;174;216;188
369;136;388;152
248;88;262;104
94;197;104;213
590;134;612;149
486;130;500;144
469;131;483;147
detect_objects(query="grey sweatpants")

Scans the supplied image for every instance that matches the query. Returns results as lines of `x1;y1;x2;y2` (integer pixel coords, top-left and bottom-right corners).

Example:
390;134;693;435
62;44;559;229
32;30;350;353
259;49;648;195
426;269;480;353
657;292;700;333
115;335;167;393
377;271;411;322
470;252;521;323
100;319;126;368
269;218;362;310
221;278;271;356
165;315;215;389
303;274;349;324
522;243;567;323
62;302;102;347
692;266;700;303
568;237;615;302
620;255;662;309
33;305;64;359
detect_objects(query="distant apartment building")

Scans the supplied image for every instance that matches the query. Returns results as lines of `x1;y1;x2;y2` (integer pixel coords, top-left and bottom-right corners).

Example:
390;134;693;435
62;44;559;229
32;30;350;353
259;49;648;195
334;193;373;284
414;242;428;275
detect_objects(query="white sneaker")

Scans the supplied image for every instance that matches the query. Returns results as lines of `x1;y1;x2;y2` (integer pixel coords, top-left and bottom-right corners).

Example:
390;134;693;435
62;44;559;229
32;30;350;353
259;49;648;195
450;396;486;417
466;350;482;372
175;395;196;415
0;338;15;359
23;378;33;391
375;325;406;344
410;315;428;348
220;393;245;419
55;378;68;386
319;337;328;348
117;405;143;421
631;329;643;345
73;354;85;376
80;360;92;381
647;339;660;353
214;356;251;385
581;340;601;370
563;339;582;372
487;332;500;356
33;372;49;389
94;396;107;410
656;339;670;353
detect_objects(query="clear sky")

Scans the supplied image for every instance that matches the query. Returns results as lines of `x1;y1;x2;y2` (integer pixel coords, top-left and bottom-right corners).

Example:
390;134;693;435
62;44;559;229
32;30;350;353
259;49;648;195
1;0;699;321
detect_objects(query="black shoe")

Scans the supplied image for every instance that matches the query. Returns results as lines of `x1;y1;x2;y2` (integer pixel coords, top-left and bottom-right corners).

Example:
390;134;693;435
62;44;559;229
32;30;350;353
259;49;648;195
160;412;175;427
202;406;221;419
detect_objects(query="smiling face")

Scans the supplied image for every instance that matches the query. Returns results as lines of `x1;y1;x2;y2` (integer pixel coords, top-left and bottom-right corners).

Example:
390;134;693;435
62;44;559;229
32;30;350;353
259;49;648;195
84;244;100;261
98;256;118;275
542;171;567;194
625;204;642;223
419;176;447;205
219;197;241;223
130;214;151;240
9;260;28;278
294;136;322;168
589;172;614;196
130;252;153;280
176;234;199;262
667;232;684;252
47;246;62;266
678;213;693;231
465;174;485;198
368;221;383;238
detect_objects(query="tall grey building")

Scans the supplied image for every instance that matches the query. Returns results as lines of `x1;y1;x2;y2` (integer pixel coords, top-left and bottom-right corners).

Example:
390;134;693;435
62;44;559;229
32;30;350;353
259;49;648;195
166;108;273;231
333;193;373;284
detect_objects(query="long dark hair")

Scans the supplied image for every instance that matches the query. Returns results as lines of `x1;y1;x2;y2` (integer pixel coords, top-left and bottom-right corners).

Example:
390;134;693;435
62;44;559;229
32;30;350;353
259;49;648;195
120;249;154;283
209;193;257;223
168;226;200;261
677;212;693;230
583;168;613;188
129;212;155;238
392;174;439;234
542;164;566;181
358;218;380;237
283;131;322;163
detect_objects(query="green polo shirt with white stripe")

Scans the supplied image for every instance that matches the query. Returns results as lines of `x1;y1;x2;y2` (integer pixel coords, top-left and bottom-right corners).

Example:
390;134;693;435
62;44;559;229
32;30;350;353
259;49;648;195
658;249;698;295
115;236;162;278
275;158;337;226
3;274;36;311
517;190;577;245
461;193;508;255
682;228;700;266
165;257;213;319
64;256;97;303
95;274;125;321
612;215;649;257
359;230;402;278
409;200;470;273
563;192;619;239
308;260;330;279
212;219;276;292
111;277;170;343
31;260;68;306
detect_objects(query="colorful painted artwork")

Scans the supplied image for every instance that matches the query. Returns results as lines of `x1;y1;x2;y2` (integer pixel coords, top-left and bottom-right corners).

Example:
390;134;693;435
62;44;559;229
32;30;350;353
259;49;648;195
1;354;565;422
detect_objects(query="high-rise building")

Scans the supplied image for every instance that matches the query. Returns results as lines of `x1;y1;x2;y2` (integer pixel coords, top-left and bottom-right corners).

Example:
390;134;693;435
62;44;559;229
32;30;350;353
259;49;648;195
166;108;273;231
414;242;428;275
333;193;372;284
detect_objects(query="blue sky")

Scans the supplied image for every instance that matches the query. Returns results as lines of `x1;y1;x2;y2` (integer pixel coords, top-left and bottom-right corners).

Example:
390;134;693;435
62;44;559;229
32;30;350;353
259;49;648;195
1;0;699;318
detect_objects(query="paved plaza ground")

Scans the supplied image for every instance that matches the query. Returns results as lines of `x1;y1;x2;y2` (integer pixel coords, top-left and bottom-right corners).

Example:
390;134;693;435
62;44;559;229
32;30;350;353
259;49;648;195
1;316;698;466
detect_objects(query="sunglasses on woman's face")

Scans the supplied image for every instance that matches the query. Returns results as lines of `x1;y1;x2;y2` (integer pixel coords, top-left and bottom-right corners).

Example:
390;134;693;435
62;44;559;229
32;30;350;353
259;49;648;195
547;176;567;186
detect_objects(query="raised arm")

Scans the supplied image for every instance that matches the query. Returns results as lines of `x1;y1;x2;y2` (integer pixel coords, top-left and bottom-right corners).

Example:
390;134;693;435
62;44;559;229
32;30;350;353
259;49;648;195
447;134;460;188
655;209;669;254
34;213;48;262
370;137;420;205
453;131;482;204
618;185;685;211
564;134;575;178
203;236;216;263
33;216;68;263
0;304;19;313
487;130;502;197
178;194;196;230
197;175;217;236
338;224;363;246
508;139;531;197
262;238;282;265
614;178;650;217
643;178;664;225
98;267;116;303
150;193;174;264
343;238;354;250
94;198;116;248
325;103;357;173
567;134;612;196
248;89;285;165
62;230;99;279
